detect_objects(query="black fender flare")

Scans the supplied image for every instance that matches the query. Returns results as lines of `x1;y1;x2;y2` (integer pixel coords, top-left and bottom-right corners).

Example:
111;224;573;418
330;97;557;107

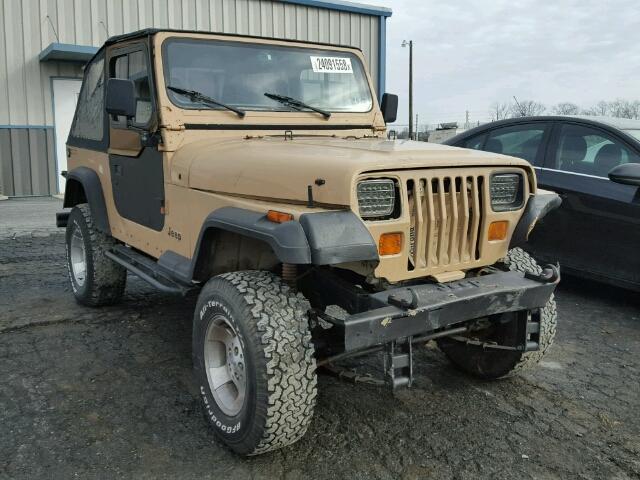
510;191;562;248
190;207;379;280
63;167;111;234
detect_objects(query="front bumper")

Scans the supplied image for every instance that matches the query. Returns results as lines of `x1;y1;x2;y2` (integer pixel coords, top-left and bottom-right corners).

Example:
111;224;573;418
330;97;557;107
324;266;559;352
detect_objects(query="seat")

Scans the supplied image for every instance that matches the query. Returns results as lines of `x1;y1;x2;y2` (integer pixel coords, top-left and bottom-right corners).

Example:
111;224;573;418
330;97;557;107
559;135;587;173
485;138;503;154
593;144;623;177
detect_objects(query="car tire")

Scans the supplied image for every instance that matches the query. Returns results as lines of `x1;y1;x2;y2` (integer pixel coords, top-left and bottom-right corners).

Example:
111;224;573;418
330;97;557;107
437;248;557;379
192;270;317;455
65;203;126;306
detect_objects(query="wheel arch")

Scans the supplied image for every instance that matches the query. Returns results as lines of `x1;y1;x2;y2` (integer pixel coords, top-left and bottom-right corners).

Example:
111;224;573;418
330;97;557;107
63;167;111;234
188;207;379;283
189;207;312;283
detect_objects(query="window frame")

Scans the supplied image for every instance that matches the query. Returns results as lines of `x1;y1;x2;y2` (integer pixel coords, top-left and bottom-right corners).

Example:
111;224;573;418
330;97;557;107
107;41;157;131
160;36;375;114
67;50;108;152
481;121;552;166
543;121;640;178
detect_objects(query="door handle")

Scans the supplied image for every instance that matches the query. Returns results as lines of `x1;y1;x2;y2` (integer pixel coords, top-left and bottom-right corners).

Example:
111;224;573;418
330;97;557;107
113;164;122;176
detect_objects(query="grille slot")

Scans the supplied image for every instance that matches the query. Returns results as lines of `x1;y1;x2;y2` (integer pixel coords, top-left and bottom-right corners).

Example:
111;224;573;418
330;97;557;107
407;174;485;270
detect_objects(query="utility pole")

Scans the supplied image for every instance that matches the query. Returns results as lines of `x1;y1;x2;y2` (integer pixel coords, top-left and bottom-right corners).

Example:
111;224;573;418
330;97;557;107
402;40;414;140
465;110;469;129
415;113;419;140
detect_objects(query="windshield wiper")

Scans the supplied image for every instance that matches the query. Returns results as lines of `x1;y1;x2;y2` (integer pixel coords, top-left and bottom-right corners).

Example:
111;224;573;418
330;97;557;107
167;85;245;118
264;92;331;119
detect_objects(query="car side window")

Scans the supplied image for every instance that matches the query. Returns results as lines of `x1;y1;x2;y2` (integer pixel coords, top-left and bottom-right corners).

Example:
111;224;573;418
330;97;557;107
70;55;105;141
554;124;640;177
484;124;546;164
109;48;152;126
462;134;486;150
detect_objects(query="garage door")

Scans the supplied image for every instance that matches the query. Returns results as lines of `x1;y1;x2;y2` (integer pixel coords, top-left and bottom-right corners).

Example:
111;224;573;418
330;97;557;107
52;79;82;194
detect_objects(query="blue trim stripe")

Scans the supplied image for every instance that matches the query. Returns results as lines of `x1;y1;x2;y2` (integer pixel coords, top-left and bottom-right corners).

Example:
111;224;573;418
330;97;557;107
0;125;53;129
377;15;386;100
281;0;392;17
39;43;99;62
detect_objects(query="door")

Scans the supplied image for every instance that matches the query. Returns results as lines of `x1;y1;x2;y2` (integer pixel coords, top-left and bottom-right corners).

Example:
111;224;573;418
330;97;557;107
530;121;640;287
52;78;82;194
107;44;164;231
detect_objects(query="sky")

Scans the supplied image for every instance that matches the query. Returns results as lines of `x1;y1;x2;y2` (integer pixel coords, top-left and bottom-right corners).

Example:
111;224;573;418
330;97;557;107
365;0;640;128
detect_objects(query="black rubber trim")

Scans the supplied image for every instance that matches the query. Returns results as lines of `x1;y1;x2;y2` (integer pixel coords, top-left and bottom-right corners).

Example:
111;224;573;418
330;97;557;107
299;210;379;265
63;167;111;234
157;250;192;284
510;192;562;248
183;123;374;131
191;207;312;278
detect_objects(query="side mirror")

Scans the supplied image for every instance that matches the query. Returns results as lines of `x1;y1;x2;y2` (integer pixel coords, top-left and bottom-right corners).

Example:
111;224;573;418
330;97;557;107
106;78;137;118
608;163;640;186
380;93;398;124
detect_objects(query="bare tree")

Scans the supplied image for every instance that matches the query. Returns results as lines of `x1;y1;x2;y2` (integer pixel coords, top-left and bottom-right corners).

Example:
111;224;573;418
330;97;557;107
509;100;546;117
490;102;510;121
608;99;640;119
552;102;580;115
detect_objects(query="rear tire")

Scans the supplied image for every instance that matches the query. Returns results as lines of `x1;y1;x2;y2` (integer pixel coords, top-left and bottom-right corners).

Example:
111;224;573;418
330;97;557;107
437;248;557;379
193;270;317;455
65;203;126;306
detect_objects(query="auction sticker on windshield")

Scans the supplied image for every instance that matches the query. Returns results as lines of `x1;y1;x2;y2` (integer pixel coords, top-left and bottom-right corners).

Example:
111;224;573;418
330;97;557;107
310;56;353;74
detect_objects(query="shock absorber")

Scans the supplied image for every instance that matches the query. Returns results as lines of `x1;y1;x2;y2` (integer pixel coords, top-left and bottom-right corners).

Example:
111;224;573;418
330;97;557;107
281;263;297;287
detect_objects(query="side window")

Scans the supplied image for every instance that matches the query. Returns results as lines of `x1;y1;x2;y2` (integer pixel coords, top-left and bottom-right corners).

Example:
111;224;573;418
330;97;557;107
462;134;486;150
554;124;640;177
109;48;152;126
70;55;105;141
484;124;547;164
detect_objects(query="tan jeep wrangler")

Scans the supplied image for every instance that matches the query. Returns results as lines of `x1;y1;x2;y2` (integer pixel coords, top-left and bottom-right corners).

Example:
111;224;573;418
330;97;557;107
57;29;561;455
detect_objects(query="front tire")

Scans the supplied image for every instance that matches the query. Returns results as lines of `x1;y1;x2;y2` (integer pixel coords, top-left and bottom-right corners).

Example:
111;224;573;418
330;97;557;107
65;203;126;306
437;248;557;379
193;270;317;455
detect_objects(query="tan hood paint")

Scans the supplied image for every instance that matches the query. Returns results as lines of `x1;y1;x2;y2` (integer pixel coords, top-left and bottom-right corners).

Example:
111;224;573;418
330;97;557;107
171;137;536;206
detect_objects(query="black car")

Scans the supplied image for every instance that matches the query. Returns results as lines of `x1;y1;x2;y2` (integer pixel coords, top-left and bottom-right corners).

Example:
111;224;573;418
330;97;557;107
445;116;640;290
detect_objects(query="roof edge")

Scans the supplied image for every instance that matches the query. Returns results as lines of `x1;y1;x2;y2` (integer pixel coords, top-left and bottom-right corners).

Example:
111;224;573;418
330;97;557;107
280;0;392;17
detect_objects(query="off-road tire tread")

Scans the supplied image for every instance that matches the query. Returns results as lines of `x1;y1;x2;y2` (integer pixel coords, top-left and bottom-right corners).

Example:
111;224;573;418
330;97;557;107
66;203;126;306
213;271;317;455
501;247;557;376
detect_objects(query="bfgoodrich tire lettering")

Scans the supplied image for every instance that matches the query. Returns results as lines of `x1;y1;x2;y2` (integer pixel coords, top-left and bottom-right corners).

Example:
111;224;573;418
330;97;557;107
65;203;126;306
437;248;557;379
193;270;317;455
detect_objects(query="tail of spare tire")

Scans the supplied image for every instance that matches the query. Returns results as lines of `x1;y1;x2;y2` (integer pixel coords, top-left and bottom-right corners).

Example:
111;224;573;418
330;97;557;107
192;270;317;455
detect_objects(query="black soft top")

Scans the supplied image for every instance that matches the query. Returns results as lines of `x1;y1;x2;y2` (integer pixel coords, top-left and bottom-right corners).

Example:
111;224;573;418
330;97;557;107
90;28;362;62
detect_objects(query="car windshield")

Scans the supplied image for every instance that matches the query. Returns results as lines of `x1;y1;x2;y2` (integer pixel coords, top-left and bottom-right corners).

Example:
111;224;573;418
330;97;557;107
623;129;640;141
162;38;373;114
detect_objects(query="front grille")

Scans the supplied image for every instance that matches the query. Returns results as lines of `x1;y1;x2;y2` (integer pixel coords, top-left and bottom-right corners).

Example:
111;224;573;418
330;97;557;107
407;174;486;270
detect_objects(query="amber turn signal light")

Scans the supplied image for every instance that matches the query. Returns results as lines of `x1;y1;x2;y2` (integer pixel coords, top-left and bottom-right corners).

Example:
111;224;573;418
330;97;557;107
488;221;508;241
266;210;294;223
379;232;403;256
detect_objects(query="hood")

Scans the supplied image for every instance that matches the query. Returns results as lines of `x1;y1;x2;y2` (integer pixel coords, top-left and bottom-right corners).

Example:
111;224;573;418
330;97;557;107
171;137;534;206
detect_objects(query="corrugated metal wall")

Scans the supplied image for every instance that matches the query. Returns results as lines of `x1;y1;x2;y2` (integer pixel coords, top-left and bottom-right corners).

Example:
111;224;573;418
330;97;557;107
0;0;381;196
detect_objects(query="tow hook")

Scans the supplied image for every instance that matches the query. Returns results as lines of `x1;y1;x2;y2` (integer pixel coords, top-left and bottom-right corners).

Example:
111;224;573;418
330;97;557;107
524;263;561;283
388;288;420;309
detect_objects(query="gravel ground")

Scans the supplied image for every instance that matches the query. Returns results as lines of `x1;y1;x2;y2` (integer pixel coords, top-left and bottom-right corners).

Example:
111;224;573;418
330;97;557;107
1;233;639;480
0;198;64;239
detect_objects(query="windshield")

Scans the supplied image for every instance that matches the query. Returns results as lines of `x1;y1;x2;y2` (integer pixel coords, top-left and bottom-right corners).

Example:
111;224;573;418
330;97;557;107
162;38;373;114
623;129;640;141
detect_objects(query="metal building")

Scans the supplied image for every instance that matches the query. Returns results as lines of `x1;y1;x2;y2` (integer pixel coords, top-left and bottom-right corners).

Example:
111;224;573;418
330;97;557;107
0;0;391;197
